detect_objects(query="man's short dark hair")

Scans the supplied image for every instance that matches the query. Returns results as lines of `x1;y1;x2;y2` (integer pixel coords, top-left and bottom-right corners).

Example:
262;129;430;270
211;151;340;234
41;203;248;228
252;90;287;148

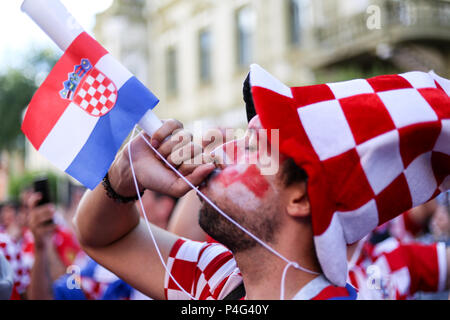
281;158;308;187
243;74;257;123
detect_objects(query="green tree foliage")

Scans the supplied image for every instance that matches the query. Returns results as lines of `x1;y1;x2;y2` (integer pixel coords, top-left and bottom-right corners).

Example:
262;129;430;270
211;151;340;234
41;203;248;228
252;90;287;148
0;49;58;153
0;70;36;152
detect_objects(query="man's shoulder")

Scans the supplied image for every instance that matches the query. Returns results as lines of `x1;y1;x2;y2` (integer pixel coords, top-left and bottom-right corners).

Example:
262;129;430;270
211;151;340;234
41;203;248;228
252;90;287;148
169;238;234;263
168;238;238;281
165;238;241;300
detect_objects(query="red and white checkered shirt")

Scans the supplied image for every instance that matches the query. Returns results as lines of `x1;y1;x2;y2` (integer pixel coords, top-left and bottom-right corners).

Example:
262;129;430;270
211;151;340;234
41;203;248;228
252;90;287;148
348;238;447;300
164;239;241;300
0;231;32;297
381;211;425;243
165;238;357;300
0;225;83;299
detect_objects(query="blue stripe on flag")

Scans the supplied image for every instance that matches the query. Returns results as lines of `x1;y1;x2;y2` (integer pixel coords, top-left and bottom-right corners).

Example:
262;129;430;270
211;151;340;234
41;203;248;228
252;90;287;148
66;77;159;189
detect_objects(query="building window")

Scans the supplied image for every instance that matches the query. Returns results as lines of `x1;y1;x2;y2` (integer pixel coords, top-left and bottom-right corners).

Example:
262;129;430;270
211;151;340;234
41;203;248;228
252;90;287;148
199;29;212;83
166;47;177;96
236;6;255;67
289;0;302;45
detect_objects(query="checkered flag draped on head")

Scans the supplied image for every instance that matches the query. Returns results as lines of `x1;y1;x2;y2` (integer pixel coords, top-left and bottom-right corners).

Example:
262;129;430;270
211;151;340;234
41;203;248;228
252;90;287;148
248;64;450;286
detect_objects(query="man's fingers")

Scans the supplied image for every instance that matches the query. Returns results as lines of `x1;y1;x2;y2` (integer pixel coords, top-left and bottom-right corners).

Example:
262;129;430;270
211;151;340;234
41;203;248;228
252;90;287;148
157;129;193;158
40;223;57;234
177;163;199;176
30;204;55;226
188;163;216;186
150;119;183;149
202;128;225;149
167;142;203;168
26;192;42;209
170;163;216;197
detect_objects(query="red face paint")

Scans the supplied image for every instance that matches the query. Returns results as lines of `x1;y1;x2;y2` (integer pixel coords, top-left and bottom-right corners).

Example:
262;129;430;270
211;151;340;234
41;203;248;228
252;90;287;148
224;140;239;164
215;165;270;198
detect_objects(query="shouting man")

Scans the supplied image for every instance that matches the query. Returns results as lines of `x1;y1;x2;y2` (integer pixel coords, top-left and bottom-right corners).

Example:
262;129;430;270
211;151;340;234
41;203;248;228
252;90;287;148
74;65;450;300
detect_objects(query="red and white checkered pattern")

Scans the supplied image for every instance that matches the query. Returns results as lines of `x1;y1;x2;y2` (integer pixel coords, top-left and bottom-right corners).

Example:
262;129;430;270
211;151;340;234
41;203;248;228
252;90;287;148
249;64;450;287
0;232;31;296
164;239;242;300
73;68;117;117
164;238;357;300
348;238;447;300
81;277;111;300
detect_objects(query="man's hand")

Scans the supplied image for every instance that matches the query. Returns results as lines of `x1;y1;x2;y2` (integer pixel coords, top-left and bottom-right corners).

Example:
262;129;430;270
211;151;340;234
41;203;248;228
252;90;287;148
27;193;66;299
27;193;56;250
74;119;219;300
109;119;216;198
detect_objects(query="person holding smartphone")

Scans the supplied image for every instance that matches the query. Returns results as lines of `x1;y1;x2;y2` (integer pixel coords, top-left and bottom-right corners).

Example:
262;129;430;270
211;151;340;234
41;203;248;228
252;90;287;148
26;179;83;300
26;188;64;299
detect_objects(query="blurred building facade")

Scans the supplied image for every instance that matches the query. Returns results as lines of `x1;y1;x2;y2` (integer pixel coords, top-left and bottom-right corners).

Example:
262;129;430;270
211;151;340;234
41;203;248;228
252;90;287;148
94;0;450;131
15;0;450;199
94;0;149;85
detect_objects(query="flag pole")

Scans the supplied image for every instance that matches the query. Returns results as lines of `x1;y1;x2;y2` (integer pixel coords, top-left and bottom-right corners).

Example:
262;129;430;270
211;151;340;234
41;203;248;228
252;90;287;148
21;0;163;135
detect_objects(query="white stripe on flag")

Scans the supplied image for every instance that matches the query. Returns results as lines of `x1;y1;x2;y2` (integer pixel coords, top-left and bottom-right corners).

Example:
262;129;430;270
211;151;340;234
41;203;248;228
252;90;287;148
38;102;99;171
95;54;133;89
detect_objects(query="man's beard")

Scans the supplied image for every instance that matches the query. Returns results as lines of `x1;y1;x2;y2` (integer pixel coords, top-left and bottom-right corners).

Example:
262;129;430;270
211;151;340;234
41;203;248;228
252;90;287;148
198;200;280;253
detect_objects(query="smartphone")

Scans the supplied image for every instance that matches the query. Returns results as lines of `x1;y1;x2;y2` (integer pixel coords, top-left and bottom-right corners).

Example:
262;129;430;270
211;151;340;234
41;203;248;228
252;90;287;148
33;177;54;225
33;177;51;206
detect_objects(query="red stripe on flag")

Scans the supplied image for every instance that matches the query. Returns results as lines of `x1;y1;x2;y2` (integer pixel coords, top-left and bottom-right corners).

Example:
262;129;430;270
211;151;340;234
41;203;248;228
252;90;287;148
21;32;108;150
69;32;108;65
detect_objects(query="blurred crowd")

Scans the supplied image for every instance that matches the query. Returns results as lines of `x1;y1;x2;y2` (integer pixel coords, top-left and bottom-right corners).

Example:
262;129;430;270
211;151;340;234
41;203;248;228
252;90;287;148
347;192;450;300
0;181;183;300
0;175;449;300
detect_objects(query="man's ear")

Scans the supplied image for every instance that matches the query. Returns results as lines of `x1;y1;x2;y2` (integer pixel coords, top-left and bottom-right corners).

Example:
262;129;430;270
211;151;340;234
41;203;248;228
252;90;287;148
285;182;310;218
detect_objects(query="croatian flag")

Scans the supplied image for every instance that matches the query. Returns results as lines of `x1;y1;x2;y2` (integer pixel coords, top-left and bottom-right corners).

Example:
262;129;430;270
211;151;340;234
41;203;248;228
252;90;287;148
22;32;159;189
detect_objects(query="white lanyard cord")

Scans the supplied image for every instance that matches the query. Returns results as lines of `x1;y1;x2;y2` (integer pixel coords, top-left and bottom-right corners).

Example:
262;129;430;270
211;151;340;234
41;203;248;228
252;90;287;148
128;127;197;300
128;128;319;300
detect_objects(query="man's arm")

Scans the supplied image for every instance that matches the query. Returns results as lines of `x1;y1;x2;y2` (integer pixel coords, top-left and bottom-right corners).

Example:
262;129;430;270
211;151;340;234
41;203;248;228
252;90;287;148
73;120;215;300
26;194;61;300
